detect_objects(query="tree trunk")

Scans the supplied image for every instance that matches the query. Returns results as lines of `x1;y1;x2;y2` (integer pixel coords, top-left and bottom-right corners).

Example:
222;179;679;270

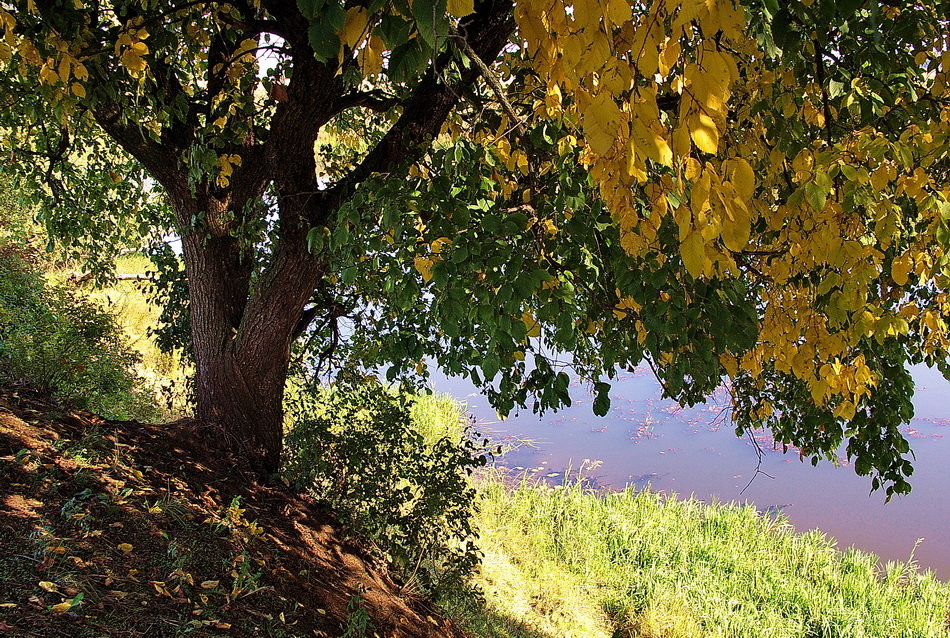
175;195;324;477
193;341;286;476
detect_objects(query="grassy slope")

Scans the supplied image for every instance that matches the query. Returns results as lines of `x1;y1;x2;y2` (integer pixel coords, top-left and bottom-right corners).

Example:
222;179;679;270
410;396;950;638
0;388;465;637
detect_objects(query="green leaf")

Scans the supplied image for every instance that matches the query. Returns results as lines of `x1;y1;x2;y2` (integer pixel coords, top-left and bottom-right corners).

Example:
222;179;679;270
410;0;449;47
297;0;327;20
388;39;431;83
376;14;413;48
308;21;340;62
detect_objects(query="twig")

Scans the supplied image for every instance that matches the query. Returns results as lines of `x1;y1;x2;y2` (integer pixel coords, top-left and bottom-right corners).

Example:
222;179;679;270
449;28;525;133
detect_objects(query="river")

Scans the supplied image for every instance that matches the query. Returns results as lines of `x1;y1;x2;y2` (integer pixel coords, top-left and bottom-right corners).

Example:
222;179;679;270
430;364;950;579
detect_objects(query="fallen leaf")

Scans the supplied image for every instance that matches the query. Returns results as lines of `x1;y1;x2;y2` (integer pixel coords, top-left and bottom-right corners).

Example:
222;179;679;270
38;581;58;593
50;602;71;614
117;543;133;553
200;581;219;590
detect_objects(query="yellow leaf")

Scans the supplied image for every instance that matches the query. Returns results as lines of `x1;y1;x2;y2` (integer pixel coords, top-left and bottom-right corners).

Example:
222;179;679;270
721;208;750;252
521;312;541;338
689;112;719;154
341;7;368;48
120;51;147;75
51;602;72;614
632;116;672;167
730;158;754;201
235;38;258;60
38;581;58;592
605;0;631;25
430;237;452;253
659;38;680;77
70;82;86;98
630;21;661;77
414;256;434;282
719;353;738;377
582;94;622;156
358;35;385;76
447;0;474;17
57;56;70;82
117;543;133;553
680;231;706;278
891;255;912;286
544;83;562;116
200;580;220;589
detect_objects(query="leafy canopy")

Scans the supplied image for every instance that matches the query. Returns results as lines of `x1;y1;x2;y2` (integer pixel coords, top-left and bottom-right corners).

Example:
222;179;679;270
1;0;949;494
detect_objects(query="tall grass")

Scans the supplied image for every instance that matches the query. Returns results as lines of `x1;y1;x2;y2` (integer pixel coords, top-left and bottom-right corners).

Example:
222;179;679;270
0;251;159;421
76;253;190;416
410;400;950;637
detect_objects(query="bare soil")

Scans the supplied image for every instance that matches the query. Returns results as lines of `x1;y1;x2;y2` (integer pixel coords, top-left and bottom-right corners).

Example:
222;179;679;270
0;385;466;637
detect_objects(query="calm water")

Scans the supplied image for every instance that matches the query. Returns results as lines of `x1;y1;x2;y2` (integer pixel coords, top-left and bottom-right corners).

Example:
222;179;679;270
431;364;950;579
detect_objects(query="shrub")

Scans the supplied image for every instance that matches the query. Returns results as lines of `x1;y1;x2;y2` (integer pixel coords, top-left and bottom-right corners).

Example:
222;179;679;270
0;252;157;421
283;379;489;595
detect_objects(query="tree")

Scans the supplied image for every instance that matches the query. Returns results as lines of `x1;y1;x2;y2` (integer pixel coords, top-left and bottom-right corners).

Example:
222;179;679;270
1;0;947;494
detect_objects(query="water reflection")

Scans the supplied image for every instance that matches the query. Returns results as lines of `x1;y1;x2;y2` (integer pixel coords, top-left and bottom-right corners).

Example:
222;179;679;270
430;364;950;579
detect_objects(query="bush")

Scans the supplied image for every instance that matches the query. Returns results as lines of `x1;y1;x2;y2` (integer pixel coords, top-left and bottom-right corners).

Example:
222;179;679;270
0;252;157;421
283;379;489;595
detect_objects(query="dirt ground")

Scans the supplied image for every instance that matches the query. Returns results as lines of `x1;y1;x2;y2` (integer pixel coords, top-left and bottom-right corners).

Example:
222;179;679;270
0;385;466;637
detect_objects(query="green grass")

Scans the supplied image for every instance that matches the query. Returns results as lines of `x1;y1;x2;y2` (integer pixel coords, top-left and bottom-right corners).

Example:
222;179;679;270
410;396;950;638
71;253;190;416
409;391;470;446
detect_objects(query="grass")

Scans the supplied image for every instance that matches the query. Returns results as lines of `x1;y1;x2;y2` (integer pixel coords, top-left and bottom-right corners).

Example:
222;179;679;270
411;395;950;638
65;252;190;416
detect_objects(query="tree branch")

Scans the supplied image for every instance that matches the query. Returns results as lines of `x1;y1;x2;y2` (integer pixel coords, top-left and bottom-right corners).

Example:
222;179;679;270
316;0;516;220
333;89;403;114
449;26;524;132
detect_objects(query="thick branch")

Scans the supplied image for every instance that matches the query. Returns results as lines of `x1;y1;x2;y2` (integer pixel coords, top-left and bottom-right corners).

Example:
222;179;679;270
333;89;403;114
317;0;516;220
91;99;185;195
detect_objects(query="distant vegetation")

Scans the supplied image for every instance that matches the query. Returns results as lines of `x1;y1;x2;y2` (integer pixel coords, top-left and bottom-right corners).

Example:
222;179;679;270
0;194;157;421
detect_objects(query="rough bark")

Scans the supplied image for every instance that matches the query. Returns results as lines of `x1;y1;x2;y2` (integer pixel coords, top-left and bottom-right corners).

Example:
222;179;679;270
172;191;324;476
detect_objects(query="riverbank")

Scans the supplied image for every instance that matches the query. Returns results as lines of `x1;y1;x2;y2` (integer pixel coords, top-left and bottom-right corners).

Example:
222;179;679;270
414;395;950;637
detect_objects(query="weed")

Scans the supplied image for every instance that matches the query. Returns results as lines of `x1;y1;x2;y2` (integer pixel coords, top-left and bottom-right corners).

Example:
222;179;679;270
340;592;376;638
444;469;950;637
284;380;491;596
